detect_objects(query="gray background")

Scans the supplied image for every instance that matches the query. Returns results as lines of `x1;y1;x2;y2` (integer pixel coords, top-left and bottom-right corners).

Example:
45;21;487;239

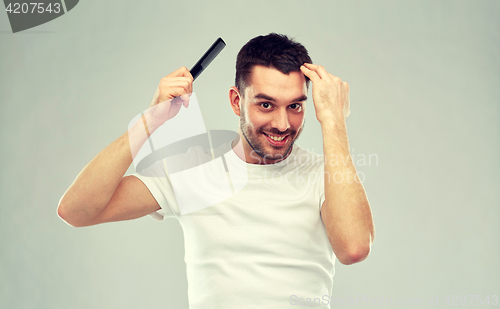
1;0;499;308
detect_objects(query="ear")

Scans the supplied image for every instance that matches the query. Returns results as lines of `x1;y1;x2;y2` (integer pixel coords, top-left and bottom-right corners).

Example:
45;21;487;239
229;86;242;116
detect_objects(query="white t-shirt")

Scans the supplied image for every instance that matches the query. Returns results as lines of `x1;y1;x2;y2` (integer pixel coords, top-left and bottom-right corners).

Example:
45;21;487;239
132;143;335;308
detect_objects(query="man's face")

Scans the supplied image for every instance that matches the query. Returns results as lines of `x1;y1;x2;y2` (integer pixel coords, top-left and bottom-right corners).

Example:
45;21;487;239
237;65;307;164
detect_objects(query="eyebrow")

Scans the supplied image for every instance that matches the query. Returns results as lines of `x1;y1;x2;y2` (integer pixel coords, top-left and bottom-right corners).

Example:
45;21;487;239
253;93;308;103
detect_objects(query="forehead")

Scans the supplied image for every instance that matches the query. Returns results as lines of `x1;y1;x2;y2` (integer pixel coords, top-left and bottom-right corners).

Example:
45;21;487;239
245;65;307;100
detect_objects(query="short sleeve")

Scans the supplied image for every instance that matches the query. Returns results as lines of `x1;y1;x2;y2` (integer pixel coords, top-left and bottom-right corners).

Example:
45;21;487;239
130;158;180;221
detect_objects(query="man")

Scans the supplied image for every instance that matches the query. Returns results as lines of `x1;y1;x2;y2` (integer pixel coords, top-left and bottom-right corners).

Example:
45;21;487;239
58;33;374;308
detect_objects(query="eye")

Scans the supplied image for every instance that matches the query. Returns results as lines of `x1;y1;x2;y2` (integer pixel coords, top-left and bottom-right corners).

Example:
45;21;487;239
260;102;272;109
289;103;302;111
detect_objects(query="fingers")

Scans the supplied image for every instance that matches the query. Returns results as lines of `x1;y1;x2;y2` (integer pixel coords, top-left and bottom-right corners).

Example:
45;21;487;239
159;66;194;102
302;63;346;86
157;73;193;104
301;63;352;121
169;66;194;80
180;94;190;108
302;63;350;90
300;64;321;83
144;67;194;126
302;63;330;80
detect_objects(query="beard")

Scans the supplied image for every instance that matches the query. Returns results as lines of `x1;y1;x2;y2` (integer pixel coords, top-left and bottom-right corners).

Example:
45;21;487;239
239;108;304;163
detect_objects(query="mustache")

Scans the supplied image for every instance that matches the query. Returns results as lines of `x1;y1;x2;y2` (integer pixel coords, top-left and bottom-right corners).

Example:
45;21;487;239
259;128;296;136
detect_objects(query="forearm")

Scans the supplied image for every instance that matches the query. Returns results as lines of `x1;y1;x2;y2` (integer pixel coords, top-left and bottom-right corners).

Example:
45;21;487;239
57;67;193;226
58;117;149;226
321;121;374;264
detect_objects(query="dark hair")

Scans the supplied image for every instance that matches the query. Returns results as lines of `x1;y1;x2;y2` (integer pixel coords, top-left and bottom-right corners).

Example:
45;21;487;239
235;33;312;96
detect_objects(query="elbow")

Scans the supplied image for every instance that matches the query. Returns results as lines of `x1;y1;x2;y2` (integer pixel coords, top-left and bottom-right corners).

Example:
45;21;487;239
57;202;76;227
57;197;86;228
337;245;371;265
338;225;375;265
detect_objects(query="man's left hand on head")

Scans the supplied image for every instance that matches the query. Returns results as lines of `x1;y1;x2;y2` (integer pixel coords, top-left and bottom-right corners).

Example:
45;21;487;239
300;63;351;126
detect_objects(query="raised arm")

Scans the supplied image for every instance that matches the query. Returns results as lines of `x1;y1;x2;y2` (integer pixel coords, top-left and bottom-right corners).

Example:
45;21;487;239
301;63;375;265
57;67;193;227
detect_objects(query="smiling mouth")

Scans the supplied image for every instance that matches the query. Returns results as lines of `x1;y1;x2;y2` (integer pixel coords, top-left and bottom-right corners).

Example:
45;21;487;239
263;132;289;146
264;133;286;141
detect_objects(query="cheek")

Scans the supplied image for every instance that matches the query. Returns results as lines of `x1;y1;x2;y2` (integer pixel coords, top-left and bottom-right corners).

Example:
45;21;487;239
246;111;268;131
290;113;305;128
240;106;254;129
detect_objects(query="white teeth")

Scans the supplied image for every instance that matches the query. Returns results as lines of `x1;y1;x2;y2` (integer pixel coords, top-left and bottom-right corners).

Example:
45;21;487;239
266;134;285;141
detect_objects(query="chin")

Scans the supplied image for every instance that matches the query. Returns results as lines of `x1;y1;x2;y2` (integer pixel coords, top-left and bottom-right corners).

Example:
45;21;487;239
258;137;295;162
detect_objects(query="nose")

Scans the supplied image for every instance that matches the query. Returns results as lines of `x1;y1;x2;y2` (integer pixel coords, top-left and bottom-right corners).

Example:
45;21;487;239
271;108;290;133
